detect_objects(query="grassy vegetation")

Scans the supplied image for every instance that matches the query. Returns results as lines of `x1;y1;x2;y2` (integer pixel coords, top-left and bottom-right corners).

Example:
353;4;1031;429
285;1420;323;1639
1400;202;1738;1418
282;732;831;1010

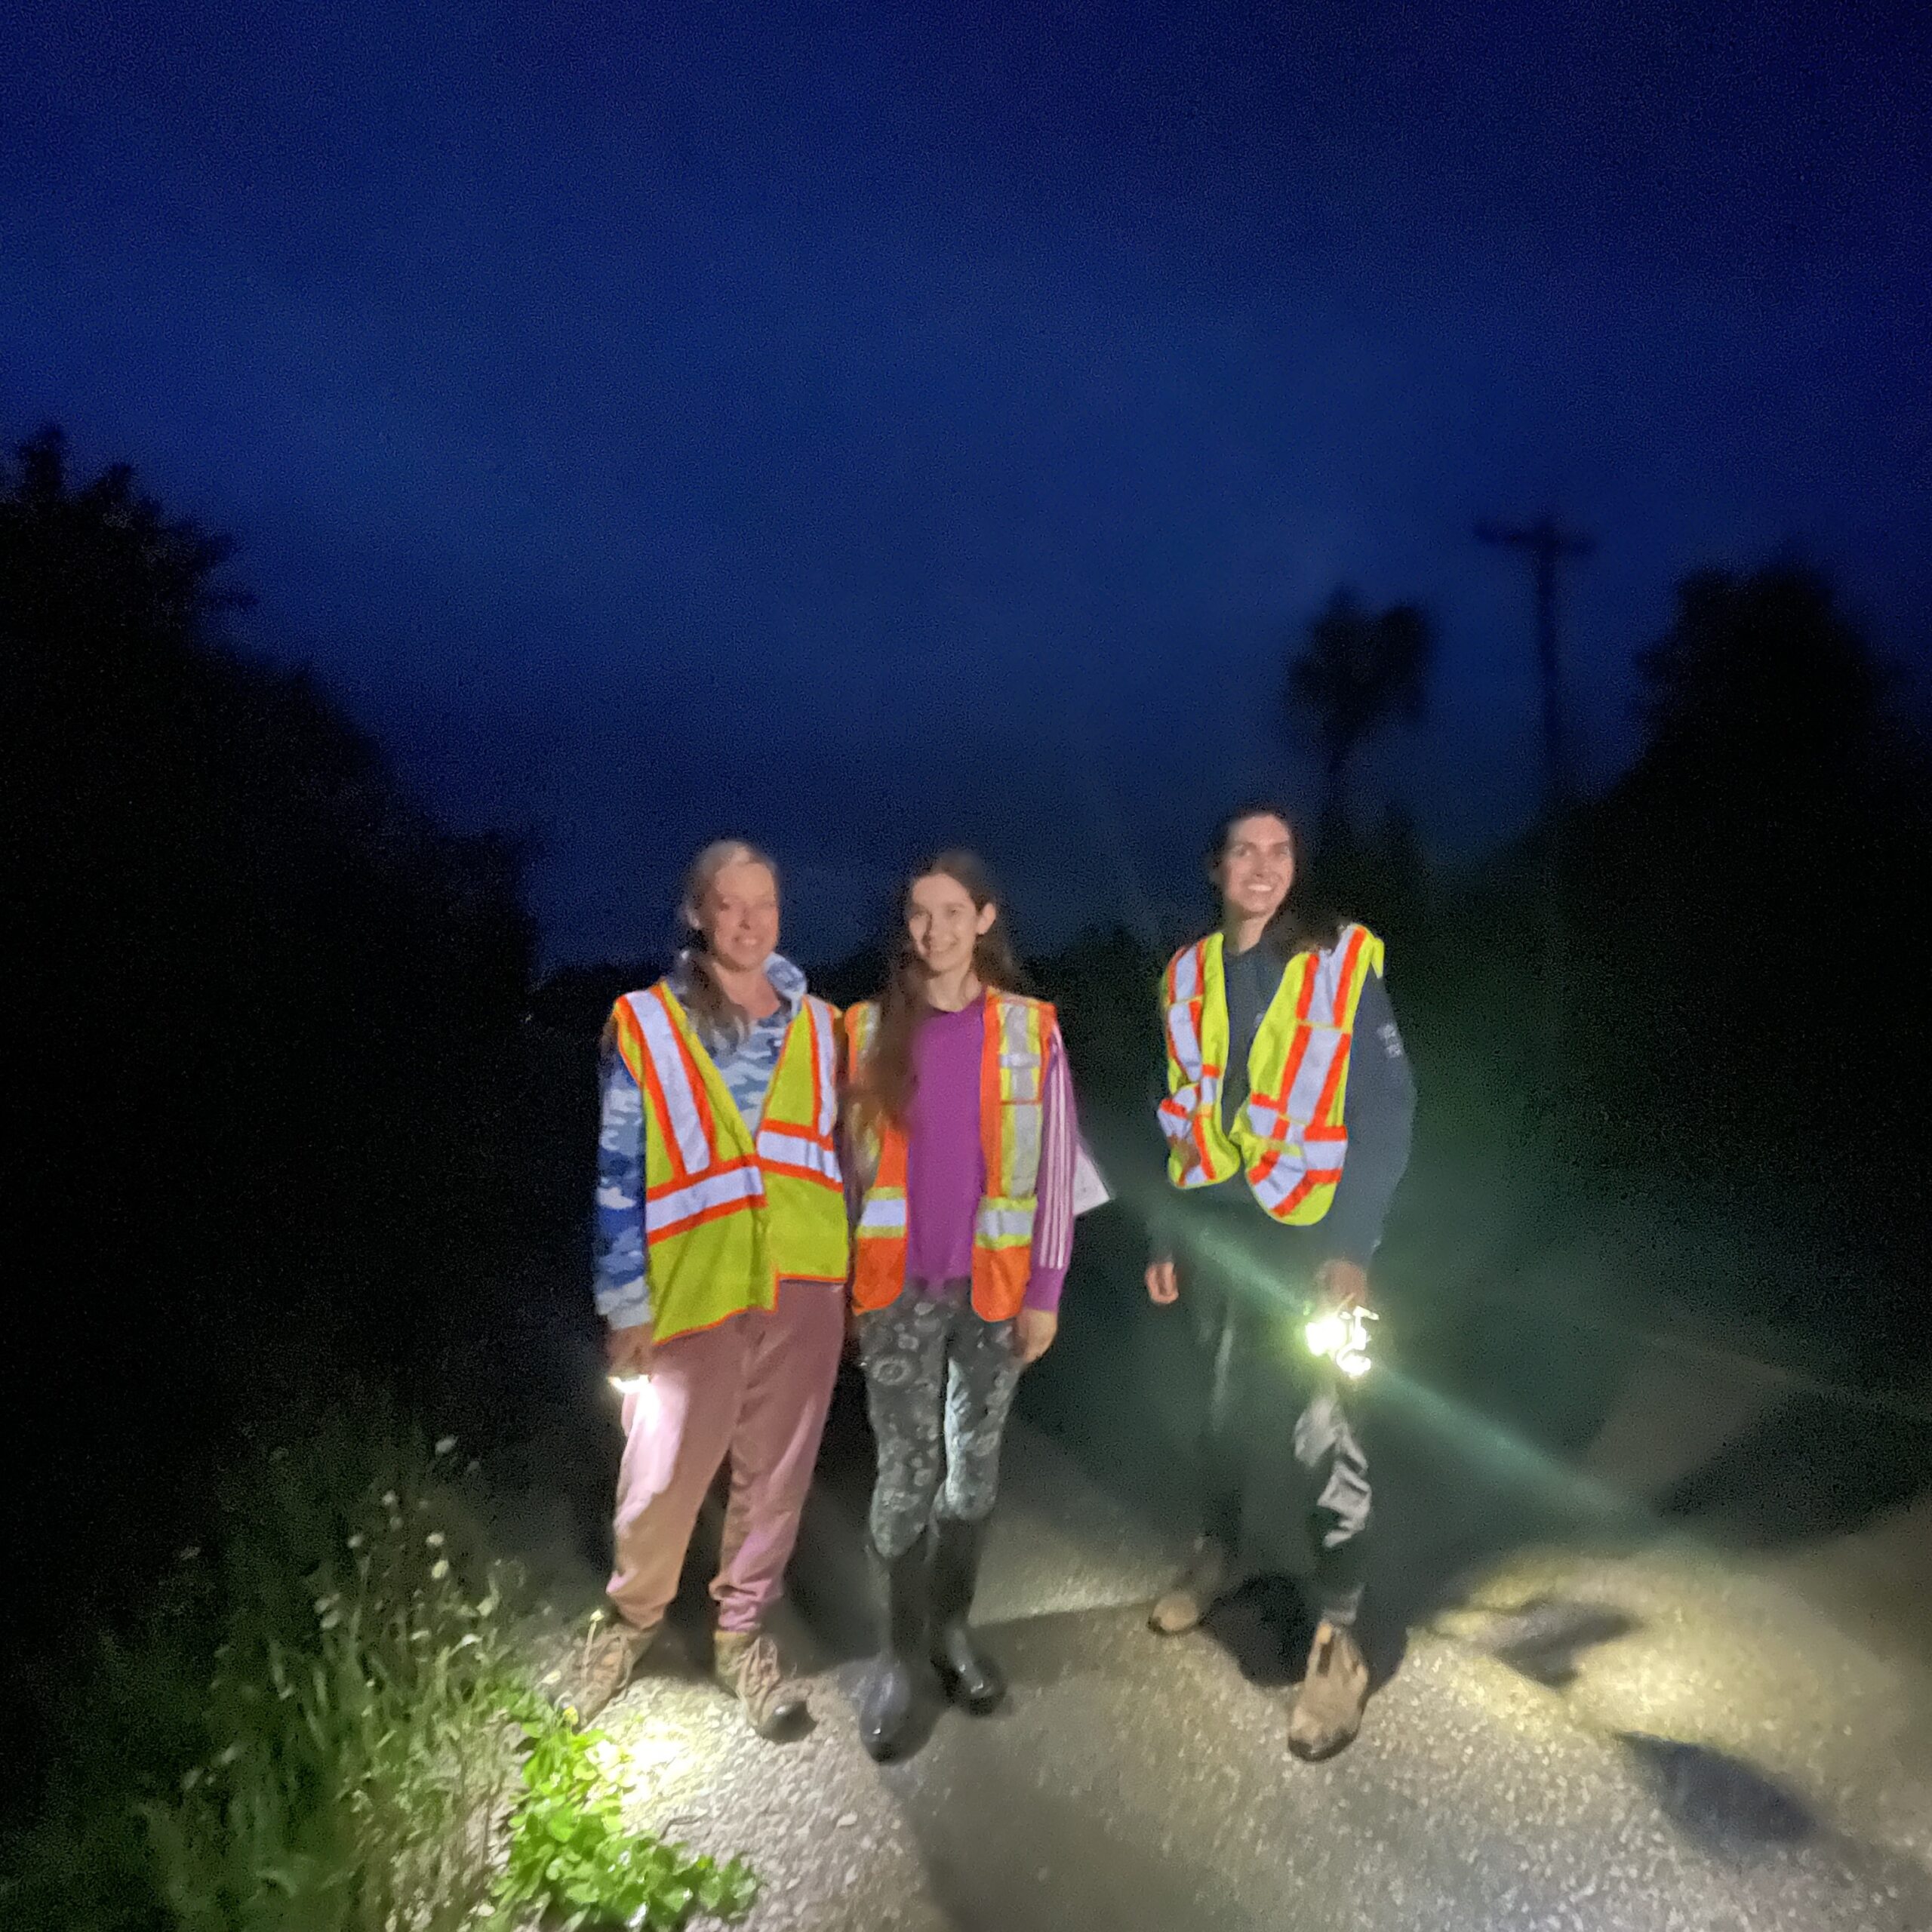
1;1410;755;1932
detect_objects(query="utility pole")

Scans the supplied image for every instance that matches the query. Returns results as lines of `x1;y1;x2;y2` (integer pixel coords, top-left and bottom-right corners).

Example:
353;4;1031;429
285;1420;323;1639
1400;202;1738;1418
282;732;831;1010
1475;515;1595;810
1478;514;1595;1115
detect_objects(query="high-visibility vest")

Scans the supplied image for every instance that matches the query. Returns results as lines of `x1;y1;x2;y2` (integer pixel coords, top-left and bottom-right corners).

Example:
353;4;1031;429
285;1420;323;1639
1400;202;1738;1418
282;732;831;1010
609;983;848;1342
845;991;1054;1322
1159;924;1386;1224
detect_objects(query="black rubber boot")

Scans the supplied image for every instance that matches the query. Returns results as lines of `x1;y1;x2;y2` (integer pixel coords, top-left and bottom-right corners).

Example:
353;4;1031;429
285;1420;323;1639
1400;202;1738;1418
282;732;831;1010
929;1514;1005;1715
857;1534;929;1762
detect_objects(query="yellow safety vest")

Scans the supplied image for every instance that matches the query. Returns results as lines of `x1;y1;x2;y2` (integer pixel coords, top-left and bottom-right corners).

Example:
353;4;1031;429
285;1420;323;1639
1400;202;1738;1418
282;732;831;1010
610;983;848;1342
1159;924;1385;1223
845;991;1054;1322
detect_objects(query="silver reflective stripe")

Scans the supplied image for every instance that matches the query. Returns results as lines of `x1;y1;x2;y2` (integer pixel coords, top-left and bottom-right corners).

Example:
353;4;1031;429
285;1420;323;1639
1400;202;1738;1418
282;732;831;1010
1169;943;1203;1002
631;991;711;1174
1248;1136;1349;1213
755;1129;840;1182
999;998;1042;1103
989;998;1043;1195
975;1201;1036;1245
1281;1027;1344;1128
648;1162;764;1235
860;1193;908;1233
1166;1001;1204;1079
806;998;838;1137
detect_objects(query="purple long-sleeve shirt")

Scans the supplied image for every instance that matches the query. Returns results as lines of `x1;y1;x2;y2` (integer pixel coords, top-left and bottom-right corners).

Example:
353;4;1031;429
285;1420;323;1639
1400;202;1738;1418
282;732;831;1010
905;997;1078;1313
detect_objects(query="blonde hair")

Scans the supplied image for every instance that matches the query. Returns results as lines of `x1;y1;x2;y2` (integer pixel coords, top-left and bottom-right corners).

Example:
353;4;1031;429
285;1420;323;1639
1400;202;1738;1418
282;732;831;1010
676;838;780;1049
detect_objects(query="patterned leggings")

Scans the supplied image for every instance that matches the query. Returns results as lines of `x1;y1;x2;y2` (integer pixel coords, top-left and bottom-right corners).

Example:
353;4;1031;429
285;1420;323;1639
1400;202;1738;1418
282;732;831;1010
858;1281;1021;1560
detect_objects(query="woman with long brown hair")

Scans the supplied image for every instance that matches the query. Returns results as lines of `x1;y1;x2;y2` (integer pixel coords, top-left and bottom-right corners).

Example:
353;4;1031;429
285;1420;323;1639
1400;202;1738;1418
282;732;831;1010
842;851;1081;1761
1146;803;1414;1761
578;839;848;1740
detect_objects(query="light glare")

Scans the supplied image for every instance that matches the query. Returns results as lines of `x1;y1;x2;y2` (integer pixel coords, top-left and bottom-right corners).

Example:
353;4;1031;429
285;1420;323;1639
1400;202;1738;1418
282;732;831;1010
1305;1306;1377;1379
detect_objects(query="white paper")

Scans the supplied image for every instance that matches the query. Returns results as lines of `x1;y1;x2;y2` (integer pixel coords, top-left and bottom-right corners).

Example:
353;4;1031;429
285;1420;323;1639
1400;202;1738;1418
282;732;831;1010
1071;1138;1114;1217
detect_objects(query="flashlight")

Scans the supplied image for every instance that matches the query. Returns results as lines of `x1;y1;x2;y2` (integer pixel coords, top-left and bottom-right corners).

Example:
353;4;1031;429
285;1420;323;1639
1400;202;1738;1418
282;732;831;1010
1304;1305;1377;1380
608;1374;653;1398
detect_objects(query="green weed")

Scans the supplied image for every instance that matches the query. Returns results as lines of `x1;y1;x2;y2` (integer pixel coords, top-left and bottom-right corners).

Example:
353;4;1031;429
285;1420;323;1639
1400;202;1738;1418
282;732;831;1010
2;1412;757;1932
497;1712;758;1931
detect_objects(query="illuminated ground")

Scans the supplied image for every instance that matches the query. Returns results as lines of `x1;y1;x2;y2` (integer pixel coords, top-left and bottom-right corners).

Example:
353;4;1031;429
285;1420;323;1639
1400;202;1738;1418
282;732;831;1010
552;1308;1932;1932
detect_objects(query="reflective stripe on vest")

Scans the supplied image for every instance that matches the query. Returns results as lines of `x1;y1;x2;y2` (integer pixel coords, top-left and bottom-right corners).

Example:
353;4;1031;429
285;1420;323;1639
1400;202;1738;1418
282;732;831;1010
752;995;841;1189
846;992;1052;1322
1159;924;1385;1225
613;984;848;1340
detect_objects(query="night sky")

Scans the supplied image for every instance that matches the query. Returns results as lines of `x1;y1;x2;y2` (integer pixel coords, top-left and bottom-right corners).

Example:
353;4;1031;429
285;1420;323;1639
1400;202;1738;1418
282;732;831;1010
5;1;1927;962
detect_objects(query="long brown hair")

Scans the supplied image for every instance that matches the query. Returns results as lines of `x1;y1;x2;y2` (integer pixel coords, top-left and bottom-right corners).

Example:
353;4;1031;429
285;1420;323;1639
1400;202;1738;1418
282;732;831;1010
851;848;1027;1128
673;838;780;1051
1208;802;1342;958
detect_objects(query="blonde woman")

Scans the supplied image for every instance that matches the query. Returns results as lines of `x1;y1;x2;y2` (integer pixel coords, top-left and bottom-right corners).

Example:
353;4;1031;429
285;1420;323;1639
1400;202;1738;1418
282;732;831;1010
578;840;848;1738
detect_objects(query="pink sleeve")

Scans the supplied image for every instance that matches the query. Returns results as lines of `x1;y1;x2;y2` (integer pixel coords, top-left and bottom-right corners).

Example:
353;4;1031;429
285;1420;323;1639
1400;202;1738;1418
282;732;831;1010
1024;1023;1079;1313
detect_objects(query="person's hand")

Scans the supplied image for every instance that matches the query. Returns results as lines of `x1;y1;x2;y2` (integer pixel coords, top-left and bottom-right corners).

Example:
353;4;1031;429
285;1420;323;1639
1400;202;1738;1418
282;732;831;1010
1015;1308;1059;1367
1145;1257;1180;1305
606;1322;655;1377
1314;1257;1370;1312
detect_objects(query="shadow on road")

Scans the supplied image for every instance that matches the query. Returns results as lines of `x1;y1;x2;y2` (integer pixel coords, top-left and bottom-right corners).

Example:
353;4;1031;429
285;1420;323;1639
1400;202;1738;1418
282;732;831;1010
1657;1389;1932;1546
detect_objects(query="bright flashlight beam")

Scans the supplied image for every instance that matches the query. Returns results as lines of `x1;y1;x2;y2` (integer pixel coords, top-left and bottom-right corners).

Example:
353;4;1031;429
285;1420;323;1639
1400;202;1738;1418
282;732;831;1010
608;1373;654;1398
1306;1306;1377;1379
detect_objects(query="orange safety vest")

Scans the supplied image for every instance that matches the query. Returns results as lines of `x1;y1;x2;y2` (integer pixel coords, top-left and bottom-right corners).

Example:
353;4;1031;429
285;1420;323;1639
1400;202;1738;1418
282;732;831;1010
844;992;1055;1322
610;982;848;1340
1159;924;1385;1224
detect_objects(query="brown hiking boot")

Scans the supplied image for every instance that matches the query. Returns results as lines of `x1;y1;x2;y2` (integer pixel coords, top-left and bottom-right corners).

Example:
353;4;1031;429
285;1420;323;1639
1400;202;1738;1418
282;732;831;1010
1149;1538;1233;1635
569;1614;657;1725
1287;1620;1371;1761
714;1629;809;1740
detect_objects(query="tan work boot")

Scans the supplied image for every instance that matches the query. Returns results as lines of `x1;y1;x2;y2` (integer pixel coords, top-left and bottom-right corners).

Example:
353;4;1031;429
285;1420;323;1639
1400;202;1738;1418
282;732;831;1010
570;1614;658;1725
714;1629;810;1740
1149;1537;1233;1635
1287;1620;1370;1760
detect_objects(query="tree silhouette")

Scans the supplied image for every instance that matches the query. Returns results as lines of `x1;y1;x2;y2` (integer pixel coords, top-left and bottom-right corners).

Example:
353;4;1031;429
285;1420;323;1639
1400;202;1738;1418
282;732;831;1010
1564;562;1928;1304
1285;588;1433;851
2;427;536;1728
1634;562;1884;785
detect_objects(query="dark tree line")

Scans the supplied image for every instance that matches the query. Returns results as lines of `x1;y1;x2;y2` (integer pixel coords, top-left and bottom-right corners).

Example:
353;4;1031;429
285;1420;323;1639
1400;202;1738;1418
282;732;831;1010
1564;567;1930;1288
2;432;537;1747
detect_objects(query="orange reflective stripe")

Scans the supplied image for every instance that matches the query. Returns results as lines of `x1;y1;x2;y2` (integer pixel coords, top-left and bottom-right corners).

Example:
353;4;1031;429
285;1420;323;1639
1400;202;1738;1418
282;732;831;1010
1269;1169;1340;1219
1249;958;1322;1180
978;991;1004;1188
612;997;649;1089
1331;924;1367;1026
1310;1033;1352;1128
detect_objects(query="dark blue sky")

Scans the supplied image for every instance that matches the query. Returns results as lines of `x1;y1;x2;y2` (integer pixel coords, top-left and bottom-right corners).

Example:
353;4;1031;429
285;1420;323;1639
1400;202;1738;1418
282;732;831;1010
5;1;1927;961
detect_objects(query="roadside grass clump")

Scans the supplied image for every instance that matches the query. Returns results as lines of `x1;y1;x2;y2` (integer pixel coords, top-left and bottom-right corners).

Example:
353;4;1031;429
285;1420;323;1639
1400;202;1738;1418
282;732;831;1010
1;1406;756;1932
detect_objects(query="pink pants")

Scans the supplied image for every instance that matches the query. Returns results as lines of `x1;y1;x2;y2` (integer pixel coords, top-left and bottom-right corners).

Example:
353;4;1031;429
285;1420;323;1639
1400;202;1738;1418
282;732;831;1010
608;1279;844;1635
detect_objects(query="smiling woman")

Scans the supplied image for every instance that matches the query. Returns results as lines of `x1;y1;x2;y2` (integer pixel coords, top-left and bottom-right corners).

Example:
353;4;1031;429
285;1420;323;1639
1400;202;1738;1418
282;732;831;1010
842;849;1084;1761
582;838;850;1743
1145;801;1415;1762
